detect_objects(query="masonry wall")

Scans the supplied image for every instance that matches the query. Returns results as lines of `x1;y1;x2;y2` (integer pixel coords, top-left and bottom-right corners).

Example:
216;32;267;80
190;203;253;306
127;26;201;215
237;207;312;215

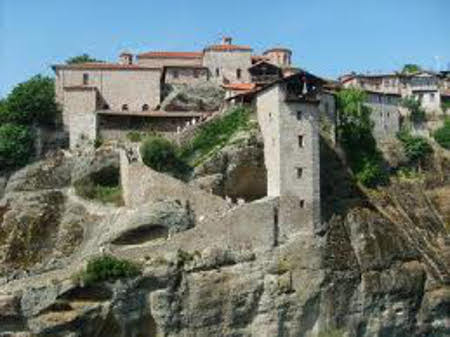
256;84;321;232
58;68;161;115
64;89;97;148
137;57;202;68
98;114;198;140
164;67;209;85
318;92;337;143
203;50;252;84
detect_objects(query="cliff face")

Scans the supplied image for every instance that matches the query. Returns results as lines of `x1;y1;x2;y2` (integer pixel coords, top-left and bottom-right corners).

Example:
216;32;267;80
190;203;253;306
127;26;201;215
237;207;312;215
0;136;449;337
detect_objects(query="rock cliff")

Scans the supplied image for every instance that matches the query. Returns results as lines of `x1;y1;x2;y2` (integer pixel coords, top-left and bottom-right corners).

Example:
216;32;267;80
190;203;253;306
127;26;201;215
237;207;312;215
0;135;449;337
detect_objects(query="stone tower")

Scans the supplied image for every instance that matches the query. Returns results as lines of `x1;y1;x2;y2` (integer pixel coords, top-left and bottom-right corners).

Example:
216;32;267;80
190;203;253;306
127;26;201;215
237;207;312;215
255;73;321;238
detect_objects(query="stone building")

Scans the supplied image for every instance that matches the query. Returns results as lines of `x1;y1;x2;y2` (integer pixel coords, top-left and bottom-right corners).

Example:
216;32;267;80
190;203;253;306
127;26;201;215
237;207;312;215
340;71;443;116
52;37;299;148
255;72;323;232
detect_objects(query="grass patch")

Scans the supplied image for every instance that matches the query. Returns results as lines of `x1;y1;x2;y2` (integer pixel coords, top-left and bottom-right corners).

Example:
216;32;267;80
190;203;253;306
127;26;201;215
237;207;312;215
180;107;251;166
318;329;345;337
74;166;124;206
74;255;141;286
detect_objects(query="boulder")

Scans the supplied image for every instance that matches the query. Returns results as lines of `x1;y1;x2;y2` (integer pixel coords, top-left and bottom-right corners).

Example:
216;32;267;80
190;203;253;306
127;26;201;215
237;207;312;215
161;83;225;112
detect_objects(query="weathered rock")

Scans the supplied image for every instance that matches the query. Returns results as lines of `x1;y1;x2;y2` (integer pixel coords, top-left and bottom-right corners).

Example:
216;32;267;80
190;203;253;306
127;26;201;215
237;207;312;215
192;128;267;201
161;83;225;112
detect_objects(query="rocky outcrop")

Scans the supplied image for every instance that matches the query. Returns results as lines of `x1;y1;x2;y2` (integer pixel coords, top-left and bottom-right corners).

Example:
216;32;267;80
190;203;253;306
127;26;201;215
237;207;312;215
160;83;225;112
0;138;449;337
191;127;267;201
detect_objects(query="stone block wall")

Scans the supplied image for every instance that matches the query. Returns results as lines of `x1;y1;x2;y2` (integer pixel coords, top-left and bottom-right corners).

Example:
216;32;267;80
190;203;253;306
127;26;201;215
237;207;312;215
203;50;252;84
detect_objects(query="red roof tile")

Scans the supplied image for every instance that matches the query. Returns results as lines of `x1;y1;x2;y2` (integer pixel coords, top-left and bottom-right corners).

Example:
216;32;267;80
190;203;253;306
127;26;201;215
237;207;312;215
222;83;256;91
138;51;203;59
52;62;159;70
204;44;252;52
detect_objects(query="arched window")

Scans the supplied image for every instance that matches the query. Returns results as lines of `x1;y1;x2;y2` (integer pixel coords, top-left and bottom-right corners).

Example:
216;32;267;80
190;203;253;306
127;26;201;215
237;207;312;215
122;104;129;111
103;103;110;110
142;104;149;111
236;68;242;80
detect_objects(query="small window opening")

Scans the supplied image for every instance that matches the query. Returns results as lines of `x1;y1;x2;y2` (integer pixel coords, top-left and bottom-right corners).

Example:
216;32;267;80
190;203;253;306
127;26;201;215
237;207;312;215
83;73;89;85
299;200;305;208
193;69;199;78
236;68;242;80
103;104;110;110
296;111;302;120
298;135;304;147
142;104;149;111
297;167;303;178
173;70;179;79
122;104;129;111
216;68;220;77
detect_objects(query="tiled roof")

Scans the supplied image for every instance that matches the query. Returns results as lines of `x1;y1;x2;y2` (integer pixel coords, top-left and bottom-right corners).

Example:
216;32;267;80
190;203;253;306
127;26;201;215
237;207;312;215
137;51;203;59
52;62;159;70
204;44;252;52
222;83;256;91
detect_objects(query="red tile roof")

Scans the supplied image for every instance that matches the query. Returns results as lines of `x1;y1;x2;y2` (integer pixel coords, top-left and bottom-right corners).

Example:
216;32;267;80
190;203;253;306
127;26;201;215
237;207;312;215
204;44;252;52
137;51;203;59
53;62;159;70
222;83;256;91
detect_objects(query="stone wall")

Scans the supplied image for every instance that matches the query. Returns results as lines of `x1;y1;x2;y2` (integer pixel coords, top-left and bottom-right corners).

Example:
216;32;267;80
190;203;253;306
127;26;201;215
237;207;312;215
57;68;161;117
318;92;337;143
164;67;209;85
97;114;198;141
203;50;252;84
64;88;97;148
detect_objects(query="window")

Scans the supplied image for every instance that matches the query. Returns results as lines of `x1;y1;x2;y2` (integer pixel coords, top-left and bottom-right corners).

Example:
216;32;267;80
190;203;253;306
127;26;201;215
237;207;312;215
299;200;305;208
122;104;129;111
297;167;303;178
83;73;89;85
103;104;110;110
430;93;435;102
296;111;302;120
298;135;304;148
216;68;220;77
173;70;179;79
142;104;149;111
193;69;199;78
236;68;242;80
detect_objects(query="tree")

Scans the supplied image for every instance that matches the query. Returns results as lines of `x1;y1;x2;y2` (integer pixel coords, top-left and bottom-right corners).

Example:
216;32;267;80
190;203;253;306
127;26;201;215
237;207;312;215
66;54;104;64
433;118;450;149
401;96;426;124
336;89;388;187
402;64;422;74
4;75;60;125
0;123;33;169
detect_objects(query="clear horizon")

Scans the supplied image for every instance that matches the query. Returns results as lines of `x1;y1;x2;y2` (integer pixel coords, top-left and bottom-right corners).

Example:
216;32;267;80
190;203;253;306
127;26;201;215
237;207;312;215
1;0;449;98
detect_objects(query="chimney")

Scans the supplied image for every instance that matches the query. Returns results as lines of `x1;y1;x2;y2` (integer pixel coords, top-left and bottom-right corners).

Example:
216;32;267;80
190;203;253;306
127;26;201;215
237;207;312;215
223;36;232;45
119;52;133;65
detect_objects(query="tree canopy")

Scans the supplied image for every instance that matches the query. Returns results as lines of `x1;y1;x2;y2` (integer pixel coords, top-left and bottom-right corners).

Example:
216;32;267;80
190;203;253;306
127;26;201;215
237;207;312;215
401;96;426;124
0;123;33;169
66;54;104;64
402;64;422;74
2;75;60;124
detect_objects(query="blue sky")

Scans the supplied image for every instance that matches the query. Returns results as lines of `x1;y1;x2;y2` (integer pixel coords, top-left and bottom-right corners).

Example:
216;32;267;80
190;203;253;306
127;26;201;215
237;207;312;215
1;0;449;98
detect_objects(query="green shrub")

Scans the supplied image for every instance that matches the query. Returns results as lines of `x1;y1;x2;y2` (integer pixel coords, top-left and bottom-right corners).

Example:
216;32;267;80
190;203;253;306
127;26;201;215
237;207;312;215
140;136;191;180
401;96;426;124
318;328;345;337
77;255;140;285
0;123;34;169
126;131;142;143
74;166;124;205
397;129;432;163
355;156;388;188
94;137;103;149
180;107;250;164
433;118;450;149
